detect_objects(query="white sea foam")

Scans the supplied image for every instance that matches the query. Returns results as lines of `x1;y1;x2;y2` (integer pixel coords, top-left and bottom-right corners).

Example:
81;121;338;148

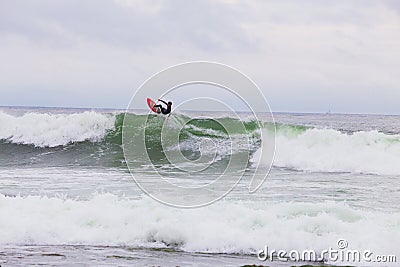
0;111;115;147
0;193;397;266
254;128;400;175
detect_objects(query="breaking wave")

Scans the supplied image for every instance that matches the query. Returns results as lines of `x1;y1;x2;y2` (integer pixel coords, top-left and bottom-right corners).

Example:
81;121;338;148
0;193;398;266
1;110;400;175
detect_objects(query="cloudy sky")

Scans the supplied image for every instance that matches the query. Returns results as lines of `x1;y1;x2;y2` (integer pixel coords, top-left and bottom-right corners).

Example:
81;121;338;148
1;0;399;114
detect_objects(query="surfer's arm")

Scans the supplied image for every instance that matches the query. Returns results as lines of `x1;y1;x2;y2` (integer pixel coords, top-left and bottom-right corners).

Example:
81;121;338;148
158;99;168;105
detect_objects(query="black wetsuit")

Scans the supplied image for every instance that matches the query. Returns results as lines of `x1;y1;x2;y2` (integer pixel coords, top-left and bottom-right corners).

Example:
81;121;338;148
153;100;171;115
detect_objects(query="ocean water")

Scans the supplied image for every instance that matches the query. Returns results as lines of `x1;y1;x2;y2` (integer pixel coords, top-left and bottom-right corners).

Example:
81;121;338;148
0;106;399;266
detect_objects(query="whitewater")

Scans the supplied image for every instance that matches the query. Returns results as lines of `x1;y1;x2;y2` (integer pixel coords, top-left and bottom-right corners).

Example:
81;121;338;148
0;107;399;266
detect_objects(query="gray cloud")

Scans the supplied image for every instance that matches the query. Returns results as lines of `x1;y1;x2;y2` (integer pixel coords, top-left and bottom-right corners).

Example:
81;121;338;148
0;0;253;51
0;0;399;113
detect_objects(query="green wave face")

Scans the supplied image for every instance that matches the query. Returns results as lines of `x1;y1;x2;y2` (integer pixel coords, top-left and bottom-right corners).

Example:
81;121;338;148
120;113;263;173
273;123;311;137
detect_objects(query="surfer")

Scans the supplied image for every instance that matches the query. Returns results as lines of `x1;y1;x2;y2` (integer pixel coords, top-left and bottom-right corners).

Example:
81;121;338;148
153;99;172;115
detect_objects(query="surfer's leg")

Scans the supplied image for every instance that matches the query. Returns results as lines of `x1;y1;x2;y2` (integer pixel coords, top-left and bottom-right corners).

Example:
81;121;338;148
153;104;162;113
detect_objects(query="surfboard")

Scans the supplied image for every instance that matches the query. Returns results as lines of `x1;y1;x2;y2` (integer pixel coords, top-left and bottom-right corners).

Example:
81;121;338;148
147;98;158;113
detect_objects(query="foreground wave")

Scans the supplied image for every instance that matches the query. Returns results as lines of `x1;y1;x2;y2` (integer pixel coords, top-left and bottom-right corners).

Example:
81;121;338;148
1;111;400;175
0;193;398;259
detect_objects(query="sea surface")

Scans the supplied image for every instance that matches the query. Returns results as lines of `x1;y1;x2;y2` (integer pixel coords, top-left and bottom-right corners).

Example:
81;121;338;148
0;106;399;266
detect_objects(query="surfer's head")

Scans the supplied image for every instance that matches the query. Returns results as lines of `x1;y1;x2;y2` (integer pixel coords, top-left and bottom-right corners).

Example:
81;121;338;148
167;101;172;106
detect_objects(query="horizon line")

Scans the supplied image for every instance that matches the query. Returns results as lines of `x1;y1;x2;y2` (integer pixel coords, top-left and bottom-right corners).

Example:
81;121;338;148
0;105;399;116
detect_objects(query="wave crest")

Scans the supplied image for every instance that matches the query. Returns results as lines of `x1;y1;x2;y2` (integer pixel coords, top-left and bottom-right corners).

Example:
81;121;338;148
0;111;115;147
257;127;400;175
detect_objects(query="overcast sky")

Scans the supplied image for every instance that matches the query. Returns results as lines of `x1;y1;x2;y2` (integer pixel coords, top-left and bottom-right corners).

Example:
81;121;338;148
0;0;399;114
